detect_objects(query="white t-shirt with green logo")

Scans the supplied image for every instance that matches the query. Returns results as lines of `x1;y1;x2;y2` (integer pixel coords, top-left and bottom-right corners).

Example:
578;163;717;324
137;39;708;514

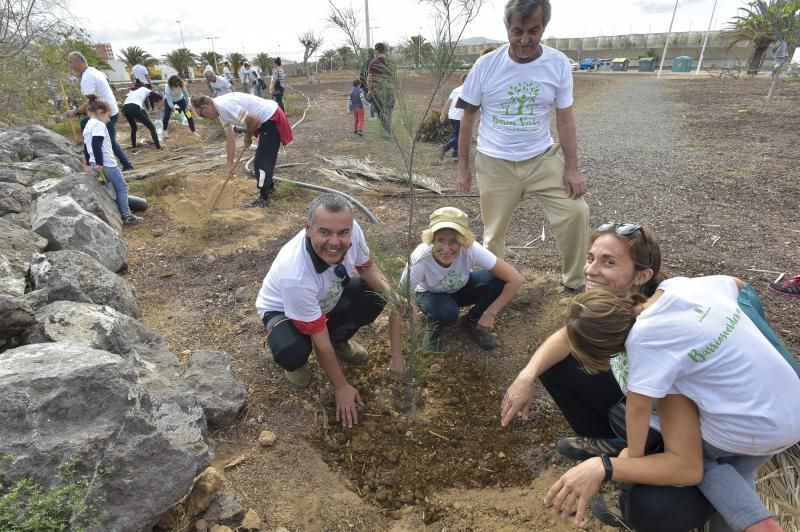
459;44;573;162
399;242;497;294
626;275;800;455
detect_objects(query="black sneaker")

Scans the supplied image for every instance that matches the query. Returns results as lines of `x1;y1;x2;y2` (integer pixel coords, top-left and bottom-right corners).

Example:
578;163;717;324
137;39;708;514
244;196;270;209
769;273;800;298
590;493;630;529
122;213;143;225
462;316;497;350
555;436;626;460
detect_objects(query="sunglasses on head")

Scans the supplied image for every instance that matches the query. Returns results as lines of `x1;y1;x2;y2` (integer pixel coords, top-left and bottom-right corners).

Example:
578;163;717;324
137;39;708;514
596;222;643;237
333;262;350;286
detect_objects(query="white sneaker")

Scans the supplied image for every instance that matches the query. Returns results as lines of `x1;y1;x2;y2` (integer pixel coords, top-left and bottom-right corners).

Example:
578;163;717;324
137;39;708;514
192;131;201;138
163;130;169;138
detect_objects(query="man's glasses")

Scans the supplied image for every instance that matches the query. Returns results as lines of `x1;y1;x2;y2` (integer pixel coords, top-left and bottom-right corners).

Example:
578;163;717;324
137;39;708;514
333;262;350;286
596;222;642;237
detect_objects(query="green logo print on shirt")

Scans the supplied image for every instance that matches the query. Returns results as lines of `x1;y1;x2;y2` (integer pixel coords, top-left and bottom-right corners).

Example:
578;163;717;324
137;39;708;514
493;82;541;132
320;279;344;312
436;270;466;292
687;307;743;363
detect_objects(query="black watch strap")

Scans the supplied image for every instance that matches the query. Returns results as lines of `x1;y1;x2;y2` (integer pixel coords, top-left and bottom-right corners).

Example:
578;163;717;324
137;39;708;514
601;453;613;483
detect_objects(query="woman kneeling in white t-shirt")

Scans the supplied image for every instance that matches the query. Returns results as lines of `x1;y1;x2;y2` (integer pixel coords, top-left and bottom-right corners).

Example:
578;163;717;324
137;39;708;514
400;207;523;352
565;276;800;531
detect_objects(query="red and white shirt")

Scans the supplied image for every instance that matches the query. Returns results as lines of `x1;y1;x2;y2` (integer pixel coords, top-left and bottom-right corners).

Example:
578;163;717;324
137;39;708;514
256;221;372;334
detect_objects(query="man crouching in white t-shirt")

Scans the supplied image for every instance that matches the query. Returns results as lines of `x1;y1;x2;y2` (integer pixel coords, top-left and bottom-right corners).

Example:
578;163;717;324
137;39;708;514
256;193;403;428
456;0;589;292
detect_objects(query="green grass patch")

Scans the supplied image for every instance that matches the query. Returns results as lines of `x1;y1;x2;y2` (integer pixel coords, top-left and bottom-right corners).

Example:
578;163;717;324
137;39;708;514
134;174;187;198
0;456;105;532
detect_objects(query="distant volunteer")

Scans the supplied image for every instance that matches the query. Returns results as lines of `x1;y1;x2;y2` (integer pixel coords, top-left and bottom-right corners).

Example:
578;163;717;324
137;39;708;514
437;73;467;163
204;70;232;97
162;75;199;138
131;57;152;88
191;93;293;208
122;86;163;153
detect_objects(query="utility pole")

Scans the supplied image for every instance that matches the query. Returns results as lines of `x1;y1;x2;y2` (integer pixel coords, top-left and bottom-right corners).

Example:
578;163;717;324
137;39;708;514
365;0;371;50
418;27;423;68
176;20;185;48
657;0;679;80
207;36;220;71
695;0;718;74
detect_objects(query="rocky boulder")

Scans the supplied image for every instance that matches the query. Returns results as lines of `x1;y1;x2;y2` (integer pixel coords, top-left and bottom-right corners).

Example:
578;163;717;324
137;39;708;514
32;195;127;272
0;160;78;187
0;342;212;531
34;174;122;234
26;300;178;398
29;250;140;318
179;351;247;429
0;217;48;297
0;124;78;162
0;181;30;217
0;294;35;351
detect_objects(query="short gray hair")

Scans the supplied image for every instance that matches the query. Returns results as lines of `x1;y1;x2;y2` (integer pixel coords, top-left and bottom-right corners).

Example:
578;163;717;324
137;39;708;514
504;0;551;28
307;193;353;225
67;51;88;65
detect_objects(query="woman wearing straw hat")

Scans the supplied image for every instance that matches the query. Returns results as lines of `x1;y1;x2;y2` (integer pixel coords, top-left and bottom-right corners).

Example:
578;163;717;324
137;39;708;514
400;207;524;351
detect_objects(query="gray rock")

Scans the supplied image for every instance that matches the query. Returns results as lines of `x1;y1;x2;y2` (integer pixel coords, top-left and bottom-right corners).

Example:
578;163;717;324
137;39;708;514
31;195;127;272
34;174;122;234
26;301;181;401
19;125;80;161
0;217;48;297
0;160;77;186
0;212;31;229
0;196;22;214
0;342;211;532
0;182;32;211
0;294;35;351
0;125;78;163
179;351;246;429
203;492;246;527
29;251;140;318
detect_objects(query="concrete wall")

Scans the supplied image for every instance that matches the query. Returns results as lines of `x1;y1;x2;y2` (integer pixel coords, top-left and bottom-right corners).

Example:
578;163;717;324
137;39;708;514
544;30;751;64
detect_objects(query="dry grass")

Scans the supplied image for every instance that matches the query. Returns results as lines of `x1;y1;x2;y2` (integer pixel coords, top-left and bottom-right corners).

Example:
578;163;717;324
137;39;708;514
133;174;187;198
758;443;800;529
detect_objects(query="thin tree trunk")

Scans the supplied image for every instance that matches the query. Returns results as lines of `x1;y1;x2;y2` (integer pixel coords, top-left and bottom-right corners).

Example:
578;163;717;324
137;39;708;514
747;37;772;74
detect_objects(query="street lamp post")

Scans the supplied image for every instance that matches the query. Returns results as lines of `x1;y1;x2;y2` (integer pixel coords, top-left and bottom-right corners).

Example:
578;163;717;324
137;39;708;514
207;36;220;71
370;26;380;47
176;20;185;48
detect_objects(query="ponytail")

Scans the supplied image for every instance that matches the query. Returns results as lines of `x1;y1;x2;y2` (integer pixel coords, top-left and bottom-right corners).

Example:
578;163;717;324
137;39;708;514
85;94;110;114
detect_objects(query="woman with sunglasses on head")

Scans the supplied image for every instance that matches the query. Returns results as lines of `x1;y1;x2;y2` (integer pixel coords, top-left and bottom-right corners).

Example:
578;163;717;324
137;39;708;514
502;222;795;531
556;276;799;532
399;207;524;353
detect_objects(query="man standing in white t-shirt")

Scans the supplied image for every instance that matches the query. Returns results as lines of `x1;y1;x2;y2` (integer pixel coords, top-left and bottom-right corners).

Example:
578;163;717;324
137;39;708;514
131;57;152;88
203;70;232;97
256;193;402;428
456;0;588;292
67;51;134;171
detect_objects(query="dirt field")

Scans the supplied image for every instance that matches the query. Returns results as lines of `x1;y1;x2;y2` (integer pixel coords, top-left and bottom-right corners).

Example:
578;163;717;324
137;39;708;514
114;70;798;531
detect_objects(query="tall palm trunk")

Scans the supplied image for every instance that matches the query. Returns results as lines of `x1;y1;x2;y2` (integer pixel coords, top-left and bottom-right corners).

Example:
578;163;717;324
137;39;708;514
747;36;773;74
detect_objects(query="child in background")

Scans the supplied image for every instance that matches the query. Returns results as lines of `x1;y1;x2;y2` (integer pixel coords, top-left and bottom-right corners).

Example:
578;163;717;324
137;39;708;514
349;79;364;136
82;94;142;225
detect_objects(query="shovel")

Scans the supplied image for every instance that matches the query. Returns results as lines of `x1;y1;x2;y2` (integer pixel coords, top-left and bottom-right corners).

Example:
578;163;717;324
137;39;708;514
209;145;249;210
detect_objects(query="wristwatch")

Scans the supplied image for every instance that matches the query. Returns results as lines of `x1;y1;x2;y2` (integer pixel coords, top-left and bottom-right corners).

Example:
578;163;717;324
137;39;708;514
600;453;613;483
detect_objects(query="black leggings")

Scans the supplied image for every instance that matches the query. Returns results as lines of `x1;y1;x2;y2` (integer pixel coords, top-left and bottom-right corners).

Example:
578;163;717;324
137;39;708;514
162;98;196;132
122;103;160;149
262;276;386;371
253;121;280;199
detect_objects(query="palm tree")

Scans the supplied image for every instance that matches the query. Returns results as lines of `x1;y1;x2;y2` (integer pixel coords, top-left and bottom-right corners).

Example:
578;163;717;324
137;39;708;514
321;48;337;71
403;35;433;68
336;45;355;69
199;51;222;71
252;52;273;74
725;0;800;74
118;46;157;67
164;48;198;79
225;52;246;77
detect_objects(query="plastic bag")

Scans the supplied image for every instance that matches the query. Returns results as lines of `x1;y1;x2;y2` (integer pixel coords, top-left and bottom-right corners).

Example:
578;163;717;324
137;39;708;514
154;119;164;142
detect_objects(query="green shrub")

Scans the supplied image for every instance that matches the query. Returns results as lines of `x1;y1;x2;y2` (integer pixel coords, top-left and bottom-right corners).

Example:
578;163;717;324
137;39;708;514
415;110;452;143
0;456;105;531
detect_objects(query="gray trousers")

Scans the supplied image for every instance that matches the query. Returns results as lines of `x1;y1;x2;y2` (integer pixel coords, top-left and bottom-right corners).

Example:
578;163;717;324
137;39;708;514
699;441;773;531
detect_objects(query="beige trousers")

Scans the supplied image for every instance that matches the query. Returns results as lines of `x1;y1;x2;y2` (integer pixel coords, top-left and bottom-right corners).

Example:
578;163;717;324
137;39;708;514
475;144;589;289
